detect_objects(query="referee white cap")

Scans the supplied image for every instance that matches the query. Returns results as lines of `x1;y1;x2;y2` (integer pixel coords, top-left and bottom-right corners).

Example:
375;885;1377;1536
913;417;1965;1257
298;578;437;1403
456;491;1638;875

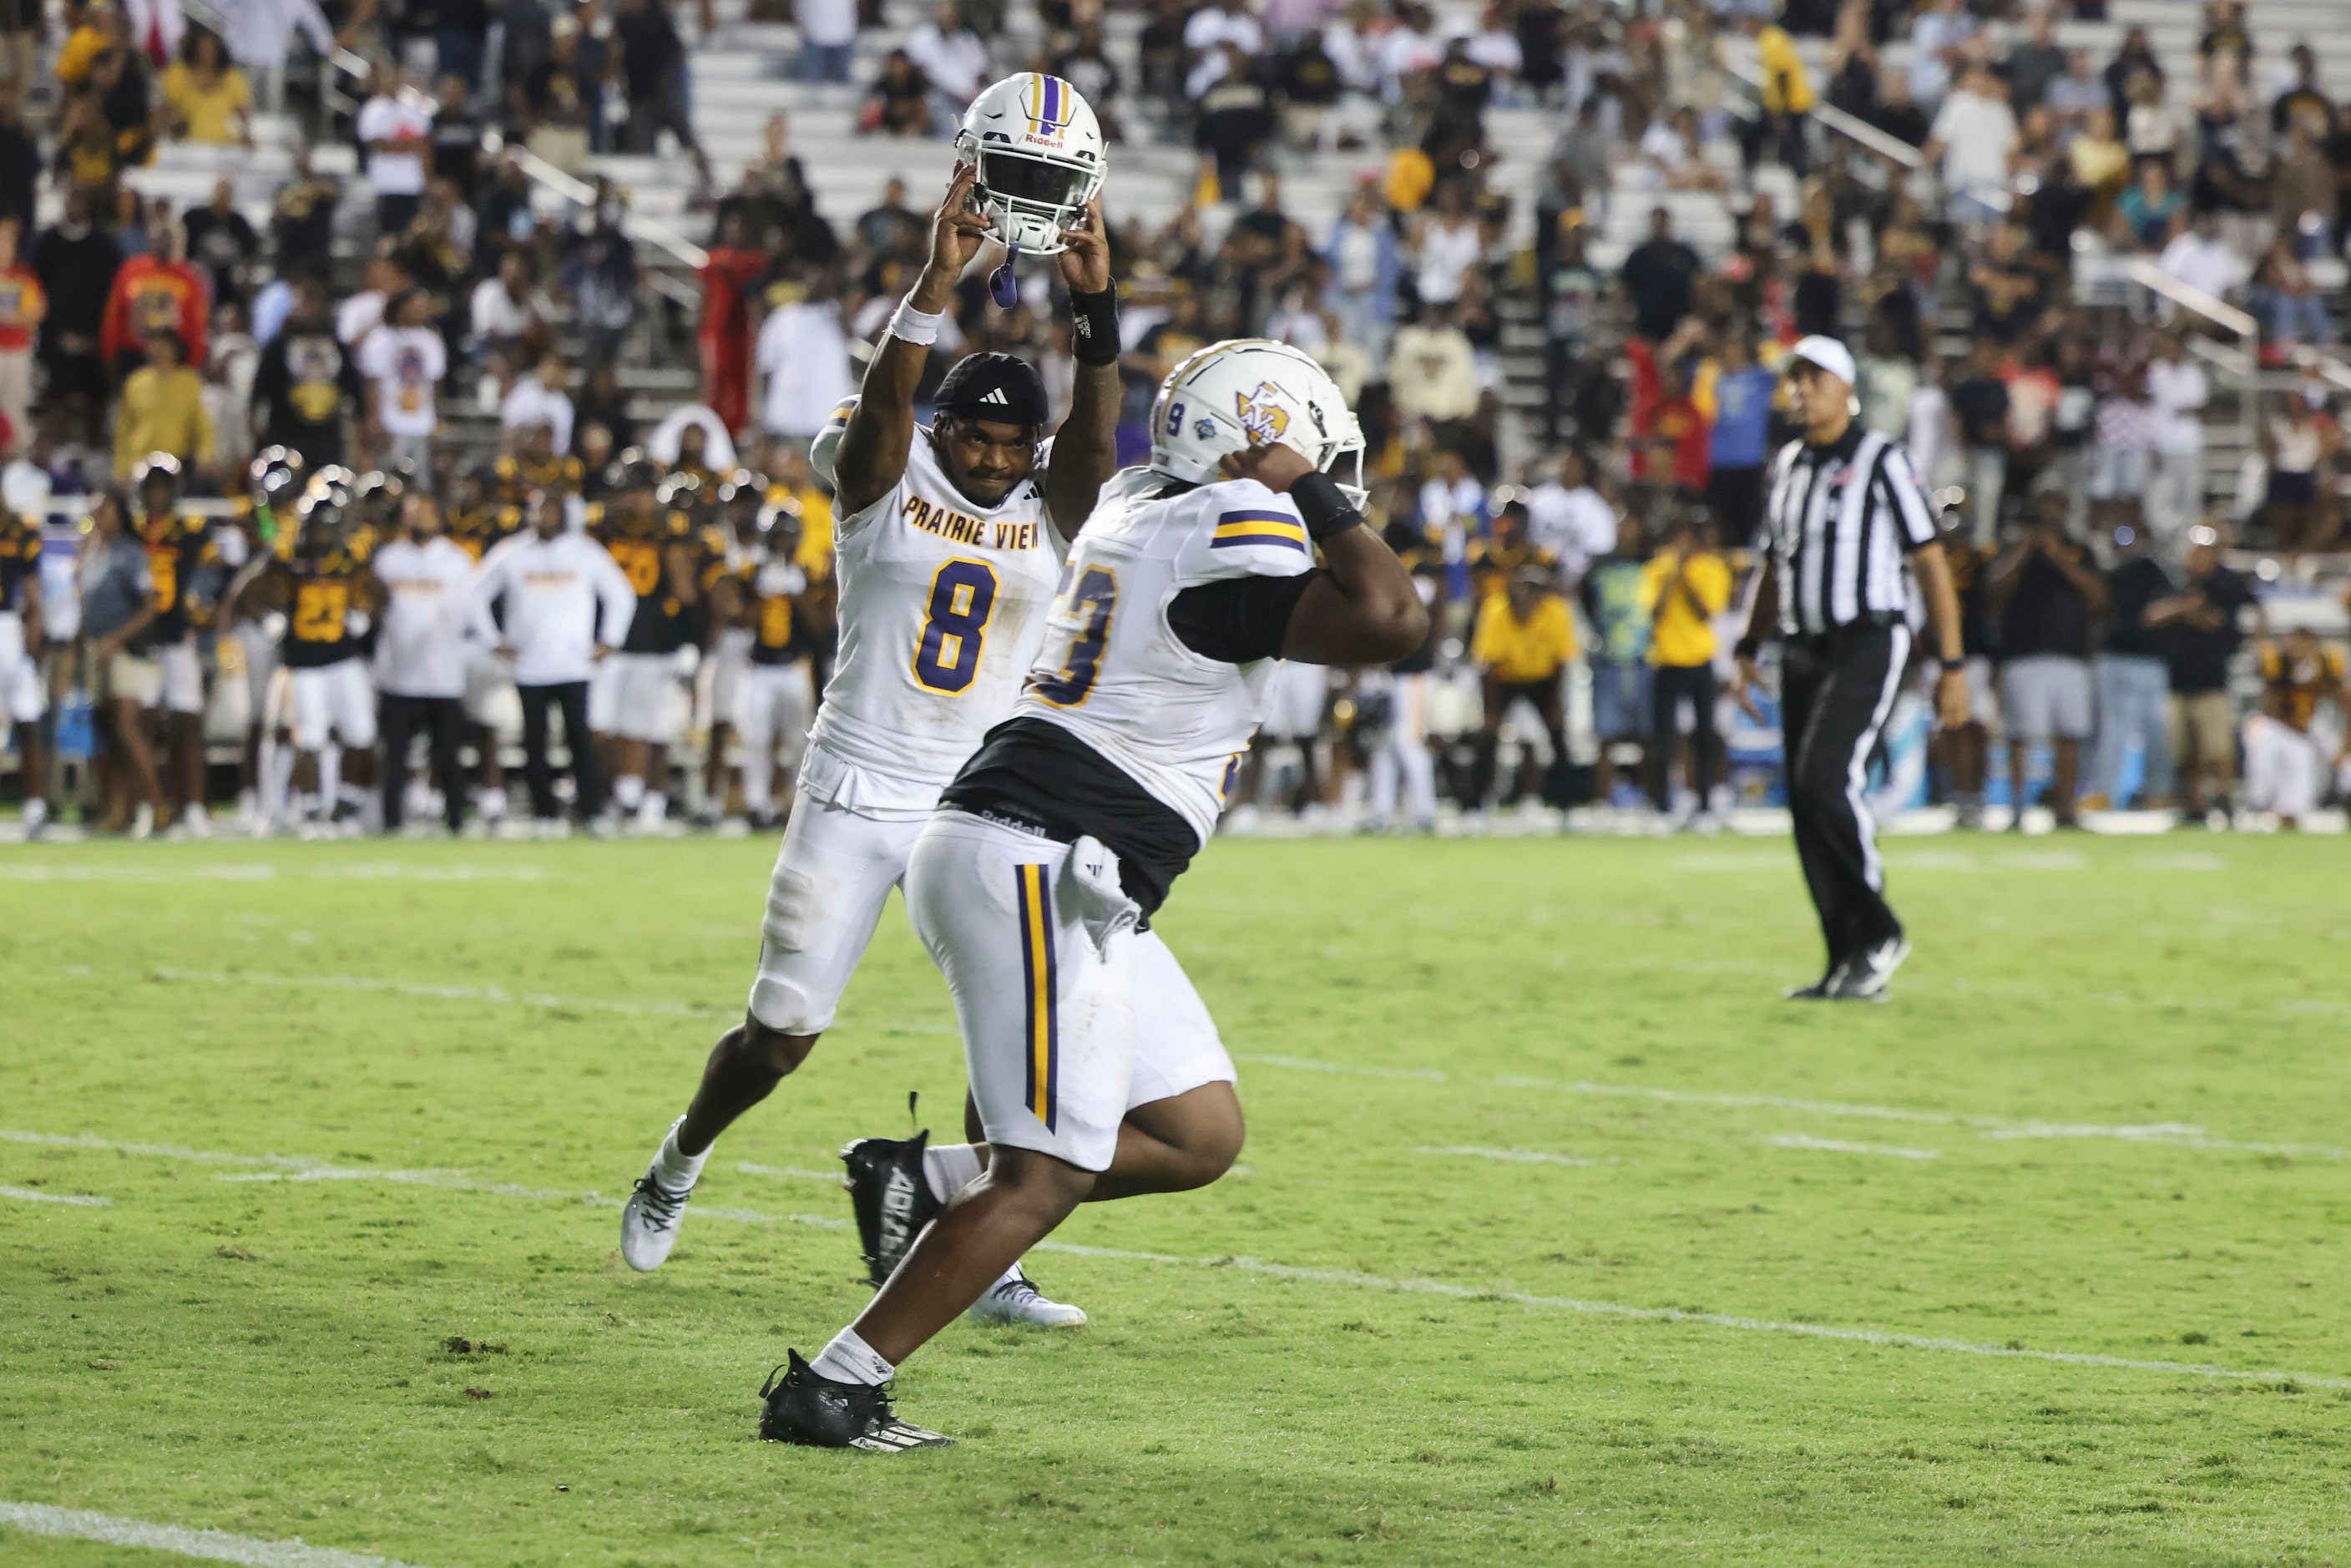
1785;334;1856;387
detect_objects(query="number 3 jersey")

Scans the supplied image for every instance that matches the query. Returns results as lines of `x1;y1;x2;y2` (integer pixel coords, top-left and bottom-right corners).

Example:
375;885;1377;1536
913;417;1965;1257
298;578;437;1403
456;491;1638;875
807;422;1067;798
943;468;1318;914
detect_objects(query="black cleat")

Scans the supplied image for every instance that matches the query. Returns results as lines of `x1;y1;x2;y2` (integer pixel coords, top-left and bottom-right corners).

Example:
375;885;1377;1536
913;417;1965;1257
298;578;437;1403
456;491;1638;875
842;1129;940;1288
758;1350;954;1449
1830;937;1909;1002
1783;962;1848;1000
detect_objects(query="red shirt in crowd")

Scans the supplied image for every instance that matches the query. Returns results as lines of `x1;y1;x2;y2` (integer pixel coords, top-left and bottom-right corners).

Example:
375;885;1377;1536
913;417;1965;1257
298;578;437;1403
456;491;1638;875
99;255;210;369
696;245;766;437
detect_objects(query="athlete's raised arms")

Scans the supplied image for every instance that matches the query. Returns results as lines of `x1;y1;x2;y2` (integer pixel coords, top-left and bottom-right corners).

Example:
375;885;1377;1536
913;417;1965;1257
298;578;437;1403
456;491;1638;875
1218;442;1428;667
1040;193;1120;542
832;165;993;519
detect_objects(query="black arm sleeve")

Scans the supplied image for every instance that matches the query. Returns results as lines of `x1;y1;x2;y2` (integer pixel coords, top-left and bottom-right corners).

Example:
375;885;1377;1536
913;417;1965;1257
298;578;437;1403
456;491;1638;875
1167;570;1323;664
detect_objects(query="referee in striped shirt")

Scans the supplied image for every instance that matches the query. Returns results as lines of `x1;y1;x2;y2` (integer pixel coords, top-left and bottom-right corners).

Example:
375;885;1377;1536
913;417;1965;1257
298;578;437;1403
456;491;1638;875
1732;336;1969;1002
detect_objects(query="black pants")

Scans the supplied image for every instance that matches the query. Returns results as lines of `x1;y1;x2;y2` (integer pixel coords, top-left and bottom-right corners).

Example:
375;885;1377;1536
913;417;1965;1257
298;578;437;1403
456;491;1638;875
1780;625;1910;964
1648;662;1722;809
1473;677;1567;807
518;681;599;820
380;692;466;830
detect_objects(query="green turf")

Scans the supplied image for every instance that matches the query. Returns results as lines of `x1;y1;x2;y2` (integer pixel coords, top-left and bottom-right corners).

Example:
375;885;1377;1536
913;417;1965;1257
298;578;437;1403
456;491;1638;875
4;832;2350;1565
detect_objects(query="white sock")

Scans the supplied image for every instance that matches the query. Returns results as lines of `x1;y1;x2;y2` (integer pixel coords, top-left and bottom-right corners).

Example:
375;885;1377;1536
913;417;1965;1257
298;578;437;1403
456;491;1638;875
640;789;667;819
922;1142;984;1204
612;773;645;811
650;1115;708;1190
478;786;507;821
810;1327;893;1386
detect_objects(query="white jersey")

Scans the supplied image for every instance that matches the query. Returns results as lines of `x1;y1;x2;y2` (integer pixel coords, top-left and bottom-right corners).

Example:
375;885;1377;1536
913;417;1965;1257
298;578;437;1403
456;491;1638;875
1011;467;1312;843
809;422;1067;794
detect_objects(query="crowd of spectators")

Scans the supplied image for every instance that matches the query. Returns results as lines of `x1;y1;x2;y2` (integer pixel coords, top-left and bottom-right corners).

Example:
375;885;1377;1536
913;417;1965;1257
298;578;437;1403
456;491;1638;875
1;0;2349;838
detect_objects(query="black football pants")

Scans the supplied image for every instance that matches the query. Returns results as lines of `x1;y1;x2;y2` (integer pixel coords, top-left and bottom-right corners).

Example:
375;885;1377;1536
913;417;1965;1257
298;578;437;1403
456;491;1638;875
1780;624;1910;966
379;692;466;831
518;680;600;821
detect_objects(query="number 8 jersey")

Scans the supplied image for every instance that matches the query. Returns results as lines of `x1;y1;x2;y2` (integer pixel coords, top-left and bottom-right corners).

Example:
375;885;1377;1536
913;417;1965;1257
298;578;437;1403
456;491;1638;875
808;418;1067;792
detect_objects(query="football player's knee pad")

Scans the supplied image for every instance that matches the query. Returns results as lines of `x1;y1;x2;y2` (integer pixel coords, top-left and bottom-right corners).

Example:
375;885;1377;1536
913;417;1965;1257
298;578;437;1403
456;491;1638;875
761;865;817;952
747;955;833;1037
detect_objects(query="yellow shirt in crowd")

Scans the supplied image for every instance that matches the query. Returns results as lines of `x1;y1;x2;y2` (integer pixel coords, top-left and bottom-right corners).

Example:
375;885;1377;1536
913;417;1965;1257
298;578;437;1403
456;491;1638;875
161;63;252;144
1472;590;1577;684
114;365;215;479
1636;548;1731;669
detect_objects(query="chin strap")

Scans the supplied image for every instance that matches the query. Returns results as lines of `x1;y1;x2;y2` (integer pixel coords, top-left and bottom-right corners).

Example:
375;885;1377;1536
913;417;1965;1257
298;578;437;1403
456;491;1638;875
988;243;1021;308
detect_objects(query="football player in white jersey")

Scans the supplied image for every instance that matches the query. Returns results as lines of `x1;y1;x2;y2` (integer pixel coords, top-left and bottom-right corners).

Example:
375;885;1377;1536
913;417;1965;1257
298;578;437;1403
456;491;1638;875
757;341;1428;1449
619;139;1142;1323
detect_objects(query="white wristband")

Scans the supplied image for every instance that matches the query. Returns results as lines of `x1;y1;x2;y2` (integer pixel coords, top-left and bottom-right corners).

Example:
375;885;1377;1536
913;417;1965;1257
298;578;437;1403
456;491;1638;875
888;296;946;346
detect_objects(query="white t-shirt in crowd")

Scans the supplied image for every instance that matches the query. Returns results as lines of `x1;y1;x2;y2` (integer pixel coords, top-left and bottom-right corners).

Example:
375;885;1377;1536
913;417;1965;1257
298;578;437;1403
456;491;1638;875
901;23;989;103
797;0;856;47
756;300;854;439
336;289;387;346
1415;217;1482;306
1928;88;2017;193
499;376;575;456
1525;481;1618;582
469;276;536;343
2157;230;2247;305
1182;6;1263;57
357;324;447;438
372;535;478;698
356;94;433;196
2146;357;2210;456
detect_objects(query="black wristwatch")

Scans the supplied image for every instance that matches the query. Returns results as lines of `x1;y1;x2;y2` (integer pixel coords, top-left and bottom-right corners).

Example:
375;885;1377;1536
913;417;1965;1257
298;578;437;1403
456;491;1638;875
1939;656;1965;674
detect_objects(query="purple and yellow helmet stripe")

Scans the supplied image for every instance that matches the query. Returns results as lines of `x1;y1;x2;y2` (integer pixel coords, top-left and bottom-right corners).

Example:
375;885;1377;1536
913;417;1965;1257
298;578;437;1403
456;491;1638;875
1025;73;1070;131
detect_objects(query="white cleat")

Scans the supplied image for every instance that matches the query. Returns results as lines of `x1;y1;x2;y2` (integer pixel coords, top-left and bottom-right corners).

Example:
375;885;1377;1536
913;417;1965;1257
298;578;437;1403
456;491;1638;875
620;1166;694;1272
967;1265;1088;1328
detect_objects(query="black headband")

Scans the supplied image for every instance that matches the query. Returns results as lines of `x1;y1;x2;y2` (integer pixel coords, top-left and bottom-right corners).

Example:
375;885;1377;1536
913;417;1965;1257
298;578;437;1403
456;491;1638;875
935;352;1049;429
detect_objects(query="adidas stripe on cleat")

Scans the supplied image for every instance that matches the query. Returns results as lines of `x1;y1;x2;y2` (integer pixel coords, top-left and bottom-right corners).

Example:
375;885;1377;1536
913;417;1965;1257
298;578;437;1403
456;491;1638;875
758;1350;954;1450
968;1266;1088;1328
842;1130;942;1288
619;1166;694;1272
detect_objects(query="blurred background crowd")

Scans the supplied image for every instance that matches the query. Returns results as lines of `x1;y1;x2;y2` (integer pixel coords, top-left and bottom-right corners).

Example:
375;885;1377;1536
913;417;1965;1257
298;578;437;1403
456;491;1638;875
0;0;2348;839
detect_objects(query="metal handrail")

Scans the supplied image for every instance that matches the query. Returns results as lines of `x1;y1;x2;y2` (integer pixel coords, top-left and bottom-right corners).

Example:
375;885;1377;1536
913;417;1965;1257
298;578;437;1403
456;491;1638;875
318;48;711;273
1719;53;1924;171
2125;258;2258;342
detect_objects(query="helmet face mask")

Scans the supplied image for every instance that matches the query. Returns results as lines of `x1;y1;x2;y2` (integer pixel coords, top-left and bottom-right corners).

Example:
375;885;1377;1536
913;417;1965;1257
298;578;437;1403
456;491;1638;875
953;73;1105;255
1149;341;1368;508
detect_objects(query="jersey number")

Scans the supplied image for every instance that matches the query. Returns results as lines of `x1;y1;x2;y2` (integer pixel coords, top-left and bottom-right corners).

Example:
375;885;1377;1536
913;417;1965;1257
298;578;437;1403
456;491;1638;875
911;559;999;695
759;593;794;649
148;549;177;613
1032;566;1118;708
609;540;662;597
293;581;349;643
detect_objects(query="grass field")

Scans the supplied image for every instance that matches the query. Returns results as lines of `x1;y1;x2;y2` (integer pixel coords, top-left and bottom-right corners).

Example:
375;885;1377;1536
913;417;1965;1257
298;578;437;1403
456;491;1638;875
5;830;2351;1566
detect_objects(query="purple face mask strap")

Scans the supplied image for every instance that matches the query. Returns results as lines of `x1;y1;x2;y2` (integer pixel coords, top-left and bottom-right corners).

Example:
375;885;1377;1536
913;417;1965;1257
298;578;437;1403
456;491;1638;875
988;243;1021;309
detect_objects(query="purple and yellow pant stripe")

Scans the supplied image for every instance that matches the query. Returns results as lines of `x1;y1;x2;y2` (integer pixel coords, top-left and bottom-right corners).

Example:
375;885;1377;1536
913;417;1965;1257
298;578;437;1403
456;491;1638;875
1017;862;1059;1131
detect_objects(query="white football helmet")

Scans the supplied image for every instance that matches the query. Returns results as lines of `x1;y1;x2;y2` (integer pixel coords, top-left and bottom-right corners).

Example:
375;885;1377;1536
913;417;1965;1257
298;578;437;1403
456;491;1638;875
953;73;1106;255
1149;340;1367;506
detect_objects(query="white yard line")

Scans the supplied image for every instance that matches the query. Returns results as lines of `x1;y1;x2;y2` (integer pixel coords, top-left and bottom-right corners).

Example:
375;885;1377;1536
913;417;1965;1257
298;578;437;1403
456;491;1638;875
1414;1146;1595;1166
1236;1056;2350;1158
0;1500;429;1567
1764;1134;1942;1161
18;1122;2348;1394
144;968;720;1020
0;862;549;883
734;1161;847;1183
0;1184;112;1206
60;964;2348;1156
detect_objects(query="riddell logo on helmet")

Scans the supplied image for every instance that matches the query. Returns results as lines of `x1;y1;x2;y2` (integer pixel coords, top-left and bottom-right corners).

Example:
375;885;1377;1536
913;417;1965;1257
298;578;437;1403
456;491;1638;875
1235;383;1292;443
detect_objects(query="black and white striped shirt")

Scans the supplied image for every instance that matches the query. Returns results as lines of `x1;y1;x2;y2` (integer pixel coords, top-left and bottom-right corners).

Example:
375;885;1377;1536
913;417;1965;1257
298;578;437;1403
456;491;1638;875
1763;425;1939;638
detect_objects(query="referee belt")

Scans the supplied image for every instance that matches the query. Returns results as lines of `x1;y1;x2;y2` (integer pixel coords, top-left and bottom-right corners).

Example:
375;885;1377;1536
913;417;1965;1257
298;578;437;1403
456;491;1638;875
1791;611;1905;651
